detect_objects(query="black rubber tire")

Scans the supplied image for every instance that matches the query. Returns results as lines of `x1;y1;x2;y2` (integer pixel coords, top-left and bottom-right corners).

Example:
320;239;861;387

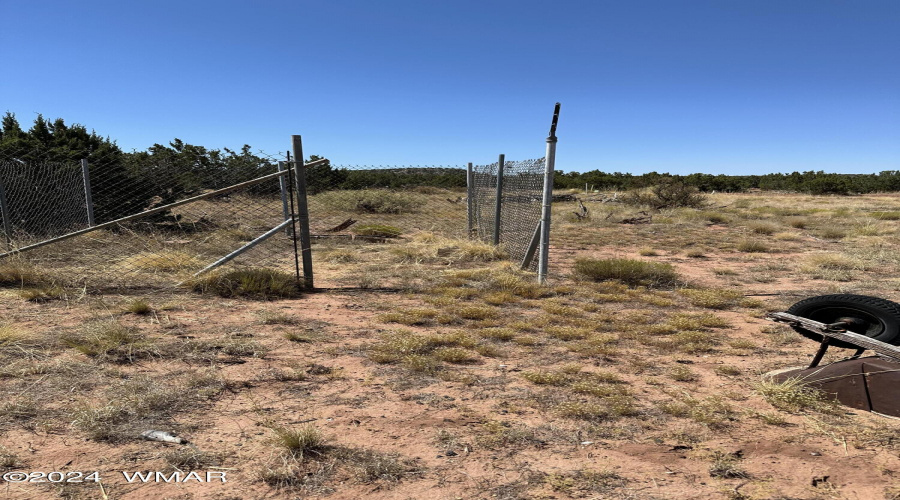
786;294;900;349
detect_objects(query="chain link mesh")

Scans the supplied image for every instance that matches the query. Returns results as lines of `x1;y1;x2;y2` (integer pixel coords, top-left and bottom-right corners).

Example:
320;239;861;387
0;160;90;240
0;146;547;289
0;148;299;289
472;158;546;269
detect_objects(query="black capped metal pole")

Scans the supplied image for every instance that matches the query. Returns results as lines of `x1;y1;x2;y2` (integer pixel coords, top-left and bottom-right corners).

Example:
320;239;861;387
537;103;560;284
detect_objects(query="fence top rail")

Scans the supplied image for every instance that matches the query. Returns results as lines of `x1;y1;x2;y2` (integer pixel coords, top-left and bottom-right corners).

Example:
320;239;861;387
0;158;328;259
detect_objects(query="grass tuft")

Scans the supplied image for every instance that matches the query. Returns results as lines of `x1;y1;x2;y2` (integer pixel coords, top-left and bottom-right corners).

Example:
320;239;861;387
574;258;680;288
353;224;403;238
756;378;841;414
189;268;303;299
62;320;156;363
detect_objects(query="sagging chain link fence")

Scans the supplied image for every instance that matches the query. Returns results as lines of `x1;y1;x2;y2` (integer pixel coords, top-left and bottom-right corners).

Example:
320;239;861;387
0;126;558;290
0;155;305;289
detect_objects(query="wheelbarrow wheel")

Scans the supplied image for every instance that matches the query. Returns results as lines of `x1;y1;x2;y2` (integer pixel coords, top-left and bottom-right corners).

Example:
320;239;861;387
786;294;900;349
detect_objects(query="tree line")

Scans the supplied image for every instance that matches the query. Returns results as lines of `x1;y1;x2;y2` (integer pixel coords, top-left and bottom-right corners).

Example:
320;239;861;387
2;112;897;230
555;170;900;196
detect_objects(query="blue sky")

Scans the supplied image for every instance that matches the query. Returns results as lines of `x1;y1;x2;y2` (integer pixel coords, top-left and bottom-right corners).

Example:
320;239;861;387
2;0;898;174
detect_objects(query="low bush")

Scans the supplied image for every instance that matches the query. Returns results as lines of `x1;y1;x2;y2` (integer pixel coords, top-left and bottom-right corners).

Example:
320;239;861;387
622;180;708;210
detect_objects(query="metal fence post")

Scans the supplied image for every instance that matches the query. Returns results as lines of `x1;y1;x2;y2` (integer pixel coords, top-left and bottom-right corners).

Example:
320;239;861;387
537;103;560;284
466;162;475;238
291;135;314;289
277;161;292;235
0;175;11;249
81;159;95;227
493;154;504;245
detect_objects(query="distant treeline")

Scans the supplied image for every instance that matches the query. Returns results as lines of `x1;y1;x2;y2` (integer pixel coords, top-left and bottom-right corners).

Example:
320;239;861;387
554;170;900;195
3;112;898;204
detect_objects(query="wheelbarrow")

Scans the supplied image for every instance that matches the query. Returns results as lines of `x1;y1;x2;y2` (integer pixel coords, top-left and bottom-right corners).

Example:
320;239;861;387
766;294;900;417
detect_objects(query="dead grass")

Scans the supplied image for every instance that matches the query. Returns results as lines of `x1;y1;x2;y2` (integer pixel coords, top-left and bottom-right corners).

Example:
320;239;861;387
708;451;750;479
61;319;157;363
122;250;201;272
574;258;680;288
124;299;153;315
0;259;45;287
736;239;769;253
756;378;842;415
679;288;743;309
72;372;224;442
188;268;304;299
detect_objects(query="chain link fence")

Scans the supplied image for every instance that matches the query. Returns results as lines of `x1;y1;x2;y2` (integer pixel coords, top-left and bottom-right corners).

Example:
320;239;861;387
0;144;553;289
471;158;546;269
0;147;300;289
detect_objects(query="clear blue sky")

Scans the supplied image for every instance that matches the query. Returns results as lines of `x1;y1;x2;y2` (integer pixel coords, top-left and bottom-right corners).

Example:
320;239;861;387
3;0;898;174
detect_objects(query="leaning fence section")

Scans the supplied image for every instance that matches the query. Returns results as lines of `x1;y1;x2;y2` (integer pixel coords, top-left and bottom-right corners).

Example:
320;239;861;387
0;148;304;288
471;158;546;270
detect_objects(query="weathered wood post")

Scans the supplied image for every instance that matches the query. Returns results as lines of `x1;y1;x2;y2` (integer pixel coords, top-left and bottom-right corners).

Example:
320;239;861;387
291;135;314;289
493;154;504;246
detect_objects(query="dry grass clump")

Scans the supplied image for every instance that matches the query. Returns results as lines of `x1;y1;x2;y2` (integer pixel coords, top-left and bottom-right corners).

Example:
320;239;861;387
574;258;680;288
870;211;900;221
0;259;45;287
271;424;329;459
523;368;637;420
19;284;67;302
679;288;743;309
736;239;769;253
0;445;19;469
431;347;478;364
773;231;802;241
62;320;156;363
188;268;303;299
124;299;153;315
122;250;201;272
801;252;866;272
756;378;842;414
163;447;222;471
72;373;223;442
747;221;779;235
476;421;542;449
545;469;627;496
666;312;732;330
260;422;421;489
786;217;808;228
318;249;357;263
353;224;403;238
669;365;697;382
664;395;738;429
708;451;750;479
368;330;436;363
367;330;481;367
378;308;439;326
819;227;847;240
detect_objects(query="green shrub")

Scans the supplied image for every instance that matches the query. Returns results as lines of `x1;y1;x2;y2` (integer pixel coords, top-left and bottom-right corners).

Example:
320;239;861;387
574;258;680;288
622;180;708;209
